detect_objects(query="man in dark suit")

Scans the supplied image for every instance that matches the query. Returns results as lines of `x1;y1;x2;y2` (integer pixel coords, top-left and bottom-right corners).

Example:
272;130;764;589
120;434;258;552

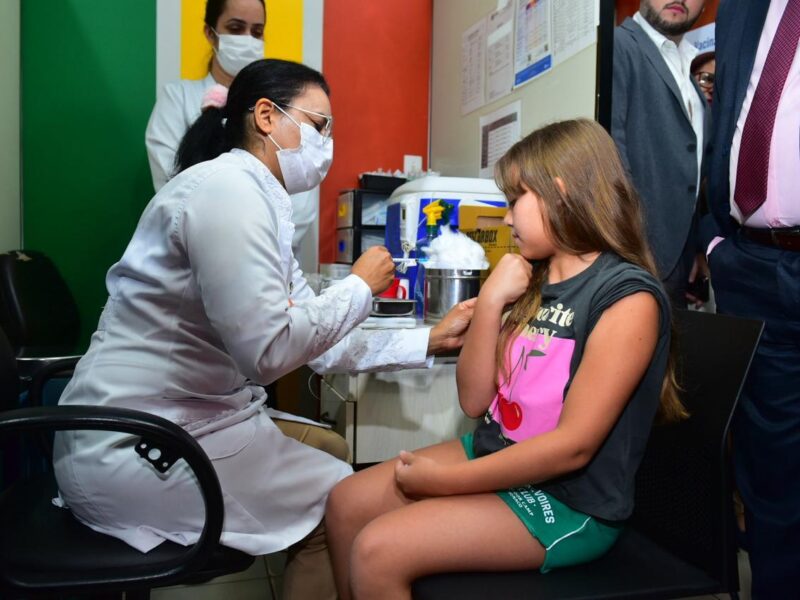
704;0;800;596
612;0;709;306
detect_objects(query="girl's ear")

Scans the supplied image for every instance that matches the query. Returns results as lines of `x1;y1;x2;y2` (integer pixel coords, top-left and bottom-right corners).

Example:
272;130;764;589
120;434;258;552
553;177;568;197
252;98;278;136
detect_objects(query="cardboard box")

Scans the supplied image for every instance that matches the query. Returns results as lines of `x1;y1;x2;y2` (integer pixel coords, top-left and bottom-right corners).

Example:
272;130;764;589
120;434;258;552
458;205;519;271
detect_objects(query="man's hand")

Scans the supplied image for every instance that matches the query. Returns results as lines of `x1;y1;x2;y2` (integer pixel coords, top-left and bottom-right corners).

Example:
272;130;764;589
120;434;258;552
427;298;477;354
686;253;711;307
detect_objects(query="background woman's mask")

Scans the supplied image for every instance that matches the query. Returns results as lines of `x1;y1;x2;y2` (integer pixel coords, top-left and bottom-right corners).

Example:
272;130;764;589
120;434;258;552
214;32;264;77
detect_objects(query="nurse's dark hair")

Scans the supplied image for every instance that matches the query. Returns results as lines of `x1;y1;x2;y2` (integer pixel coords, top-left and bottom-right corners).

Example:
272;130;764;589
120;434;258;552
205;0;265;29
175;58;330;174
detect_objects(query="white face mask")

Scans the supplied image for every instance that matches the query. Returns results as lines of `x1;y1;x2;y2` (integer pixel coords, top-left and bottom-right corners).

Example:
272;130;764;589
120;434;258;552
213;31;264;77
268;106;334;194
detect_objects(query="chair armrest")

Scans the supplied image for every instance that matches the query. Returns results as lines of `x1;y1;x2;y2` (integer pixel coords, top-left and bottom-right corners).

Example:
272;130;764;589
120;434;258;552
25;356;80;408
0;405;226;589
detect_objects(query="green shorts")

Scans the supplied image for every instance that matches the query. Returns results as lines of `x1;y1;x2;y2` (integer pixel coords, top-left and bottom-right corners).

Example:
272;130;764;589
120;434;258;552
461;432;624;573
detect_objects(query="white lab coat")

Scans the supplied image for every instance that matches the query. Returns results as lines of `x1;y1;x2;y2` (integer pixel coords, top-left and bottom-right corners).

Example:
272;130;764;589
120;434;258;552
53;149;432;555
145;75;316;251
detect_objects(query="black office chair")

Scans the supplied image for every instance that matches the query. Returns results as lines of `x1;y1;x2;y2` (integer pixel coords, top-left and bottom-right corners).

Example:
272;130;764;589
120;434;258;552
412;309;763;600
0;405;254;599
0;327;18;411
0;250;81;358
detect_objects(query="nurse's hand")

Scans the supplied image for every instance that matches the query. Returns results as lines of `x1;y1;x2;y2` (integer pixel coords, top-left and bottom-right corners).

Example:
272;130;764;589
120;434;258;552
427;298;477;354
352;246;395;295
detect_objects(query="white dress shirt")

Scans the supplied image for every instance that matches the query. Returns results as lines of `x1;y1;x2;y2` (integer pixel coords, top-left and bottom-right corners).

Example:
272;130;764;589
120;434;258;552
53;149;432;555
729;0;800;228
634;11;704;193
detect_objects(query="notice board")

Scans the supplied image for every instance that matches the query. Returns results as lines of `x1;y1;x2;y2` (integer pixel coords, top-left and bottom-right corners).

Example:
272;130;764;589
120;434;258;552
430;0;614;177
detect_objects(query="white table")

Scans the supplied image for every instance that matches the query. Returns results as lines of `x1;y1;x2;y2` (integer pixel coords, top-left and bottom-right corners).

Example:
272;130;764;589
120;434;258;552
321;354;477;466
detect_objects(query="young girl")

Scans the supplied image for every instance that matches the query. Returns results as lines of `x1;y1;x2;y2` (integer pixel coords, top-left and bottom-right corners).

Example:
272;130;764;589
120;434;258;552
325;118;686;600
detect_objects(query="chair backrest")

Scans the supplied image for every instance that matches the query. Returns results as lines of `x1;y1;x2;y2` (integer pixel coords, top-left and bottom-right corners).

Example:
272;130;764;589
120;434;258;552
0;250;81;354
631;309;762;591
0;327;18;409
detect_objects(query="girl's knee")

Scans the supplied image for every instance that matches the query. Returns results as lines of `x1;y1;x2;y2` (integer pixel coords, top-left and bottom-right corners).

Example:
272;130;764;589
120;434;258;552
350;523;402;587
325;476;360;529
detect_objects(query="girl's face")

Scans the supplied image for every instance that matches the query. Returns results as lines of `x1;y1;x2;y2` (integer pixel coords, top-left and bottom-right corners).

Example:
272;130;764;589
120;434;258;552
503;183;556;260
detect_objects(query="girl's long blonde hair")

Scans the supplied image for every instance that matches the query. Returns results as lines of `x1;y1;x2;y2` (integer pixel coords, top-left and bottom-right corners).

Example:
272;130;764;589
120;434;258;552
494;119;685;423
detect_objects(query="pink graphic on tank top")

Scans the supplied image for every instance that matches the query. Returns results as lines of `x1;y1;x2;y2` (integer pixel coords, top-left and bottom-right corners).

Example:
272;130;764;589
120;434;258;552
490;332;575;442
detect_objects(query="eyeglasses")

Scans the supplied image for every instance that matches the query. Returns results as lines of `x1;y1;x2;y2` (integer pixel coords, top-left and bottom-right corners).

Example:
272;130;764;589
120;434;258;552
283;104;334;140
695;71;715;88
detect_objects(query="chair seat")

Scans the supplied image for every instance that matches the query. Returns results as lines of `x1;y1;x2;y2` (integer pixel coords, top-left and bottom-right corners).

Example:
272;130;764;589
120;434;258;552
412;528;721;600
0;474;254;592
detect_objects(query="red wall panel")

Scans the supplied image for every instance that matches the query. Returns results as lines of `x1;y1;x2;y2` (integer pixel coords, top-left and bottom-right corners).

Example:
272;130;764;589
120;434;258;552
320;0;432;264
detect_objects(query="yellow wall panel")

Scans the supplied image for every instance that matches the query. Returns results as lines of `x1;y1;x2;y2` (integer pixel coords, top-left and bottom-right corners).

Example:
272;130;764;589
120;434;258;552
180;0;303;80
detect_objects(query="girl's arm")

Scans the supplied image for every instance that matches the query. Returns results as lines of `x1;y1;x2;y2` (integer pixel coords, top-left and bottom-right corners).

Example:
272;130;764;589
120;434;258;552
456;255;532;417
397;290;660;496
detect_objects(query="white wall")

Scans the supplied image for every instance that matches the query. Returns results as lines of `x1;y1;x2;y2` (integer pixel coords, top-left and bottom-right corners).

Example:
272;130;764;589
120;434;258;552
430;0;597;175
0;0;20;251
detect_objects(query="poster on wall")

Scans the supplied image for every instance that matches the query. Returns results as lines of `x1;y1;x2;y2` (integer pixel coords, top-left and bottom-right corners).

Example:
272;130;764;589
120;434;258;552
552;0;596;65
684;22;715;54
486;1;515;103
513;0;552;88
479;100;522;178
461;17;487;114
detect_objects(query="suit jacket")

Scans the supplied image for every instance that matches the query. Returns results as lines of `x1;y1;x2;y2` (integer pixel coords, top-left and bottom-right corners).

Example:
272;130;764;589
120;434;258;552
703;0;772;246
612;17;710;278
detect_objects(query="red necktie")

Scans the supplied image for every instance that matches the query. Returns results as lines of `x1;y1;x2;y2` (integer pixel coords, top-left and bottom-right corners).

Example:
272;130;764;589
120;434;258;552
734;1;800;219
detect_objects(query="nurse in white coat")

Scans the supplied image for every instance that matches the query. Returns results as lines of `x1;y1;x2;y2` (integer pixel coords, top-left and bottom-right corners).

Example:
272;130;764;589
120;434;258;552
54;58;473;600
145;0;316;251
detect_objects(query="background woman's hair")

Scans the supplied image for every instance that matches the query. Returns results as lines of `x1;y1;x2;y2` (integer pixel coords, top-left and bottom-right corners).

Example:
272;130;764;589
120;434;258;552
494;118;685;422
204;0;265;29
174;58;330;174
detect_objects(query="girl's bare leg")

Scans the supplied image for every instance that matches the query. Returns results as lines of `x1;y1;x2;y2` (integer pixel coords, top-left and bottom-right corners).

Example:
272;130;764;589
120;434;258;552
351;492;545;600
325;440;468;600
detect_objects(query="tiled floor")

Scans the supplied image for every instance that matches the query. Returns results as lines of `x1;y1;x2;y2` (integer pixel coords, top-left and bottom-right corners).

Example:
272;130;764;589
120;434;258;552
150;550;752;600
151;552;286;600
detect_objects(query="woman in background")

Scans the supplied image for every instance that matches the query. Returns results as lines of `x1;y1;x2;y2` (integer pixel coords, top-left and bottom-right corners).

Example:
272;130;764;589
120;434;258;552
145;0;318;252
146;0;264;191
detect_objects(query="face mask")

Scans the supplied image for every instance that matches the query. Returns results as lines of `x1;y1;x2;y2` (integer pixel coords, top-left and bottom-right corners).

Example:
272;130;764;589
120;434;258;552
268;107;334;194
213;31;264;77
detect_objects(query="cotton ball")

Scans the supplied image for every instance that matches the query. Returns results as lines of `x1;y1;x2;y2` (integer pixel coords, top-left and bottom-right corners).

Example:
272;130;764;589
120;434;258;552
424;227;489;269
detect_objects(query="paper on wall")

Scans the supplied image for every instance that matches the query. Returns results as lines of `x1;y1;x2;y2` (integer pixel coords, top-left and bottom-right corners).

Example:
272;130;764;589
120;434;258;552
479;100;522;179
552;0;596;65
513;0;552;88
487;1;515;103
461;17;487;115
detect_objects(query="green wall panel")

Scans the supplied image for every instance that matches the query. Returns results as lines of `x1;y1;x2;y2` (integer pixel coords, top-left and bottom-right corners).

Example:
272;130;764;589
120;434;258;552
22;0;156;349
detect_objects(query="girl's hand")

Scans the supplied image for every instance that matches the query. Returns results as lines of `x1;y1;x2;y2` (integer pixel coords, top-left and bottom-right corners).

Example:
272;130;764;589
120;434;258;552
394;450;453;497
479;254;532;306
